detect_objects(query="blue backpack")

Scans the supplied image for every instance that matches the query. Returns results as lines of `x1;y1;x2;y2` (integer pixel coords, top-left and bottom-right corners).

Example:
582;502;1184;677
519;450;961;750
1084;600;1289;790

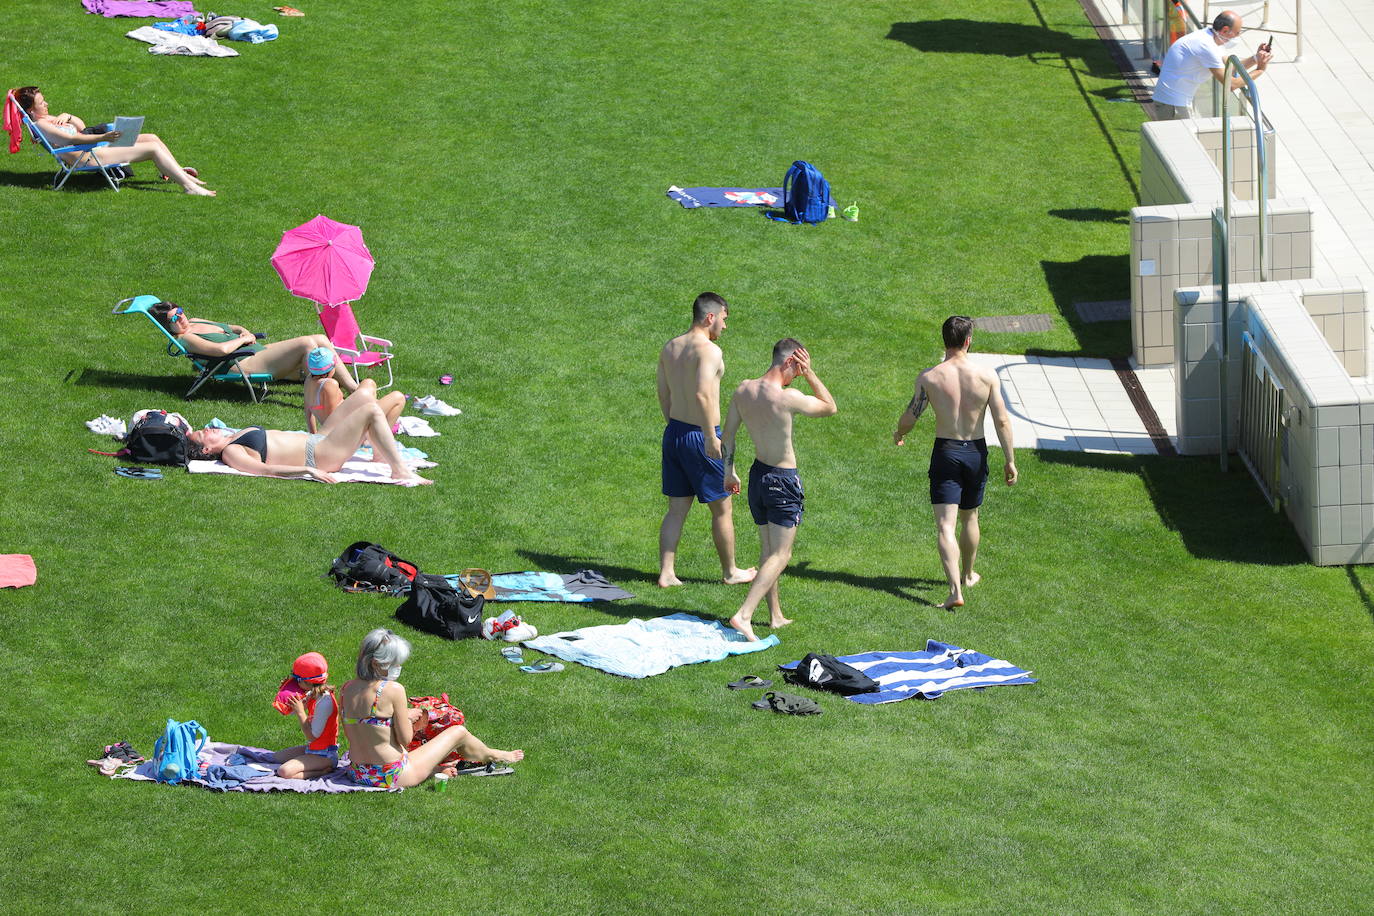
152;718;208;784
781;160;834;224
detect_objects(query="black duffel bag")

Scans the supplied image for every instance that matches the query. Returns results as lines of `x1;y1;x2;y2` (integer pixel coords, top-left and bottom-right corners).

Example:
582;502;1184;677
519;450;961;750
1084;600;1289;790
395;573;484;640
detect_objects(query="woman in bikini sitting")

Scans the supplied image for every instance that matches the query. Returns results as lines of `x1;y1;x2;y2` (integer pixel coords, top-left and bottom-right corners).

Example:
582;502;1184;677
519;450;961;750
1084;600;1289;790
185;383;434;485
13;86;215;196
341;628;524;789
303;347;404;435
149;302;359;394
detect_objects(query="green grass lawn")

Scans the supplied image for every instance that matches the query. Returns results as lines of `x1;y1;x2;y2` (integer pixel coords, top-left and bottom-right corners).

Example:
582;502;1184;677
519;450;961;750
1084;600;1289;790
3;0;1372;911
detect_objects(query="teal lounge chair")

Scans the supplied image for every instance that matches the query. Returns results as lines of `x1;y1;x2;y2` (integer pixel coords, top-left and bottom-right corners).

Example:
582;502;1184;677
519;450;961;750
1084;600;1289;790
7;92;131;191
114;295;272;402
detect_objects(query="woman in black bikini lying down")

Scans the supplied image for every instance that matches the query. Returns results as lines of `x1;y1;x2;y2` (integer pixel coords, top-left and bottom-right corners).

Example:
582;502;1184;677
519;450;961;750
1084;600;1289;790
186;383;432;485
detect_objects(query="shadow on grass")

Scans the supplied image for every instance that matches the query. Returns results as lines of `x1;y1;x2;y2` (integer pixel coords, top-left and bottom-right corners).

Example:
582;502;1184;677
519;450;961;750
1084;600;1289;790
1344;566;1374;623
0;170;169;193
788;560;945;604
1025;254;1131;357
885;20;1119;79
1036;450;1309;565
65;367;294;407
1049;208;1129;224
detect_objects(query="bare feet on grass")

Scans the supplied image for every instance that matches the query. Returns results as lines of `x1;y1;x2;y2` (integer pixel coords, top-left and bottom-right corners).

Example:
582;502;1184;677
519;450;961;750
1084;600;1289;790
490;748;524;764
938;591;964;611
186;184;216;196
764;615;793;629
727;613;758;642
963;571;981;588
723;567;757;585
658;573;683;588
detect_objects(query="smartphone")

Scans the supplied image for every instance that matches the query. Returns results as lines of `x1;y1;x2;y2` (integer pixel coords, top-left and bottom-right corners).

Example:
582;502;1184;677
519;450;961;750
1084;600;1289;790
1264;34;1275;52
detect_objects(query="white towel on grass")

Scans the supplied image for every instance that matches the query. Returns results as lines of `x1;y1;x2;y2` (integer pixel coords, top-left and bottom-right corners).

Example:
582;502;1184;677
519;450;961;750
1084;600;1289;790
188;452;436;486
126;25;239;56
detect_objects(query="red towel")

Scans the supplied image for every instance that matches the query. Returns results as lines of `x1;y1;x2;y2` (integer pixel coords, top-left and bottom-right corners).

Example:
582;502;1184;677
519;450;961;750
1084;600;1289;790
0;554;36;588
4;92;25;154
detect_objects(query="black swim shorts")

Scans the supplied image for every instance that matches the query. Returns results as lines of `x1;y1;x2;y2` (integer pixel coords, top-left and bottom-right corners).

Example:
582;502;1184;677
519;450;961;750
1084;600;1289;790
928;438;989;510
747;460;804;528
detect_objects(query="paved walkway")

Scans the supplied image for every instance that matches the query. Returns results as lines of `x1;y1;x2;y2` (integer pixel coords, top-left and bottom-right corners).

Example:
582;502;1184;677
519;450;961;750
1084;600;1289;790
971;354;1177;454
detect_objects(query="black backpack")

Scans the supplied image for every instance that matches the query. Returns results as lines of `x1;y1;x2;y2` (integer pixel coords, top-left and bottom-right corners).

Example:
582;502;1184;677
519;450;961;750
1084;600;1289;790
328;541;419;594
123;411;190;466
785;653;879;695
395;573;484;640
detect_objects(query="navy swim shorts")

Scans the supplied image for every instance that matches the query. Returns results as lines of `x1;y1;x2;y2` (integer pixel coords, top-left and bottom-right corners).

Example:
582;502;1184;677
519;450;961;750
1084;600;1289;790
747;460;804;528
928;438;989;510
662;418;728;503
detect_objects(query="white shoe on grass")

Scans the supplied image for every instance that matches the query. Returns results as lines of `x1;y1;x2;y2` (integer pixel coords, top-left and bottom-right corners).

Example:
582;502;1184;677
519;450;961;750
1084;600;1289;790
413;394;462;416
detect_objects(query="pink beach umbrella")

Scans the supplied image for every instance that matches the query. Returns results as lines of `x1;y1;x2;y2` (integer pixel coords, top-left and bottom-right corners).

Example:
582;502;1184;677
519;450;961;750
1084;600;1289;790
270;214;375;307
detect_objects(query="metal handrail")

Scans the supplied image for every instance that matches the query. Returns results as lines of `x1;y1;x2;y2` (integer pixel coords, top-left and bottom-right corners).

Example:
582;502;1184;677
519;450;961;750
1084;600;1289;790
1216;54;1269;471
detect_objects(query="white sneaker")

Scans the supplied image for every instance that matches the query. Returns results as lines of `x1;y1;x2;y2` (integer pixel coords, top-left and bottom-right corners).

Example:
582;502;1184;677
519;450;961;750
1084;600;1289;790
413;395;462;417
504;622;538;642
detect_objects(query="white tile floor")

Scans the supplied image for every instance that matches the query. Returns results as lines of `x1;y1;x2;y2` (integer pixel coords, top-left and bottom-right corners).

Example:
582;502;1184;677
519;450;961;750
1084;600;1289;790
968;353;1177;454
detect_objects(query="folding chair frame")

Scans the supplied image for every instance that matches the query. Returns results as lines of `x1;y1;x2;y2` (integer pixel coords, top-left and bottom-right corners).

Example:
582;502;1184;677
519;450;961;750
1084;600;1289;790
316;302;395;390
113;296;272;403
8;92;131;191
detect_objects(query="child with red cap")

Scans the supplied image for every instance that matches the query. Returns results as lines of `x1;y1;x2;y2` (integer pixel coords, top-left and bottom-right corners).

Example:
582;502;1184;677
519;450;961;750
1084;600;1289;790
271;651;341;779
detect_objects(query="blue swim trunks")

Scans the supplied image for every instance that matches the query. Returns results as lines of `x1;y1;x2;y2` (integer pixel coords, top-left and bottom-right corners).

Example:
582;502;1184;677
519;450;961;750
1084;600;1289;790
662;419;728;503
928;438;989;510
748;460;804;528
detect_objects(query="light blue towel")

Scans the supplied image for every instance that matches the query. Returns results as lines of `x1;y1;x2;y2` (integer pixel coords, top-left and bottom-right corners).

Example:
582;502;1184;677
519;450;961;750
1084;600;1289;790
227;19;278;42
523;612;778;678
779;641;1036;704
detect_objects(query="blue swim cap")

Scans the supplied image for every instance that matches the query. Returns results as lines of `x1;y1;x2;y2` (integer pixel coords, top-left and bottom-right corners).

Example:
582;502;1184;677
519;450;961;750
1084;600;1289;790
306;347;336;376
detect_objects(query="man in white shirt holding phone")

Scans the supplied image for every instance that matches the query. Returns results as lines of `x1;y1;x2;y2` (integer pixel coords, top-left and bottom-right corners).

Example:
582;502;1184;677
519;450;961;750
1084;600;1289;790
1152;10;1272;119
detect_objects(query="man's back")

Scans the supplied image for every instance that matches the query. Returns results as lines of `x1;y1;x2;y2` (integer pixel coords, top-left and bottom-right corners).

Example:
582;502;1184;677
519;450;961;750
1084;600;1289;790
920;358;998;440
731;377;800;468
658;331;722;427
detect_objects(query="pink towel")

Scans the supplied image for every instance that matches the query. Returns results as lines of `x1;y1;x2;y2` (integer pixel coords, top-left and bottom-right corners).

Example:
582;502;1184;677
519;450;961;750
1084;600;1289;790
82;0;198;17
0;555;36;588
4;93;24;155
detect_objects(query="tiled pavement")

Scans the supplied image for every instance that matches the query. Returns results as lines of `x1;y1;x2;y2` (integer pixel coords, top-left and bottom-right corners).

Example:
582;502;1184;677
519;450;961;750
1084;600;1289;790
968;353;1177;454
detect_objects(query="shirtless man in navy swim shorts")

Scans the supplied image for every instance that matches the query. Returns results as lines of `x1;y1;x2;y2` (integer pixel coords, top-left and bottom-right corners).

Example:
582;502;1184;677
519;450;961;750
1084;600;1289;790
722;339;837;641
657;292;757;588
895;316;1017;610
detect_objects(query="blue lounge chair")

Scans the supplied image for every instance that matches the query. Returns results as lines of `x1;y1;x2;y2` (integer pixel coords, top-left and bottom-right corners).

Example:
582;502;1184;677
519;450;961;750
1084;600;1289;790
114;295;272;402
7;91;131;191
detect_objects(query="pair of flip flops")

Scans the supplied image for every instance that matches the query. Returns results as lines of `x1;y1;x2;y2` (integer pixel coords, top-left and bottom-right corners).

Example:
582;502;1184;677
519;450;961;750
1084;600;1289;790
115;466;162;480
751;691;823;715
501;646;563;673
726;675;773;690
449;761;514;777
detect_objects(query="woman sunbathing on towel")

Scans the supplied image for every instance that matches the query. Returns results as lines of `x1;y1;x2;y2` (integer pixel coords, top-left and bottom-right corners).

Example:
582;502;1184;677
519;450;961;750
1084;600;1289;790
186;382;433;485
340;629;524;789
13;86;215;196
149;301;359;394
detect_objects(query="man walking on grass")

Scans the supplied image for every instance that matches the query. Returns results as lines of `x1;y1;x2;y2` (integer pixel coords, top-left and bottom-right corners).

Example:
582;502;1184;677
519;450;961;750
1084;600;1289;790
894;316;1017;610
723;340;837;641
657;292;757;588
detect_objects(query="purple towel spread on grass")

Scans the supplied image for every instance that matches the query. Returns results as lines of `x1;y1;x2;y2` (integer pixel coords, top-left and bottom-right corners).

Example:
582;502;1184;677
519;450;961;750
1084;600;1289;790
115;741;392;793
83;0;198;18
667;186;783;209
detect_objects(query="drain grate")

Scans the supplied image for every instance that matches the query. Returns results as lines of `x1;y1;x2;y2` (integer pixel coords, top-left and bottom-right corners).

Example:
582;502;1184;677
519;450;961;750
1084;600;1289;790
974;314;1054;333
1074;299;1130;323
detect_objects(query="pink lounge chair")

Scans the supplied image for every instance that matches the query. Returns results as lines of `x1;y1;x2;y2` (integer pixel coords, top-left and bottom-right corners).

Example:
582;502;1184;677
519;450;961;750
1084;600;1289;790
316;302;394;390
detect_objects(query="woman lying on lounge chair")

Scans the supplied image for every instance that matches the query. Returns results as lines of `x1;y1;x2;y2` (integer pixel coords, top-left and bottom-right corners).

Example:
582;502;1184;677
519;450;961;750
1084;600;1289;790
186;381;433;485
340;629;523;789
13;86;215;196
149;301;359;393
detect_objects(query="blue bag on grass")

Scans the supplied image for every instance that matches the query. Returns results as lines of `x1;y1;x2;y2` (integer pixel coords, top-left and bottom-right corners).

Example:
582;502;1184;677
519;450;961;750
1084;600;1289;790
152;718;208;784
781;160;834;223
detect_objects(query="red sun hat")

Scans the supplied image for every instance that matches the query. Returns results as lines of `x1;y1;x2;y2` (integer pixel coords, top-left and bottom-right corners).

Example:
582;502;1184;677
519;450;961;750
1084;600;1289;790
292;651;328;683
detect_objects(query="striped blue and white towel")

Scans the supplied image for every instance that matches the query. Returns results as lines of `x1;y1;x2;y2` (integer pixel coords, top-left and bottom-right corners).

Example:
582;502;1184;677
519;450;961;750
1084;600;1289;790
778;641;1035;704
